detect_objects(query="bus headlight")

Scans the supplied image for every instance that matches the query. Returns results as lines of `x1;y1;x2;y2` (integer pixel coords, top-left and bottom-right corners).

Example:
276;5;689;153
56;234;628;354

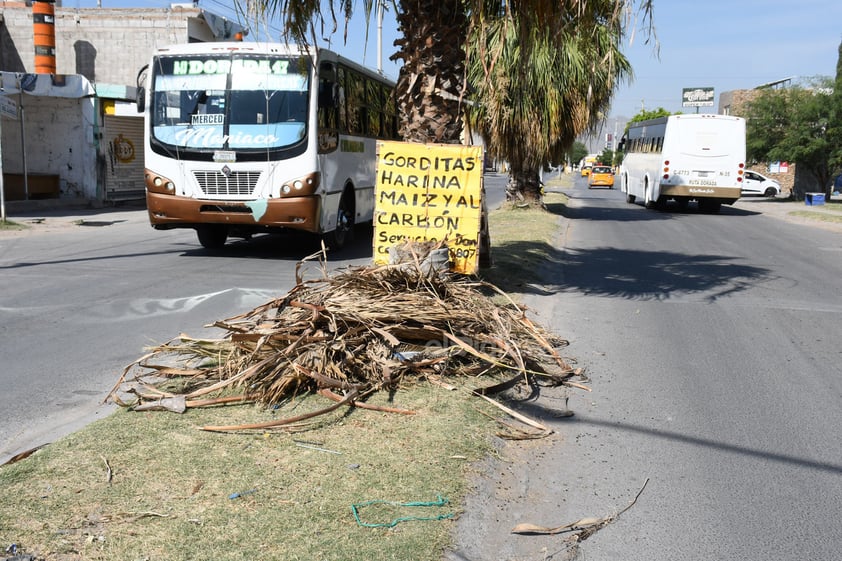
278;172;321;197
146;171;175;194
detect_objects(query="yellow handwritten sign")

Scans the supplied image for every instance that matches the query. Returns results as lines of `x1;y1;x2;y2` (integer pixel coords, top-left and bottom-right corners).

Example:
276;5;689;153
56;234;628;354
374;141;484;274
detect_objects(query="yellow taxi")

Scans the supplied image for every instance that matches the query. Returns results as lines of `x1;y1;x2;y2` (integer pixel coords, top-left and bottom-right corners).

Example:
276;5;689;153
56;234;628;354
581;165;592;177
587;165;615;189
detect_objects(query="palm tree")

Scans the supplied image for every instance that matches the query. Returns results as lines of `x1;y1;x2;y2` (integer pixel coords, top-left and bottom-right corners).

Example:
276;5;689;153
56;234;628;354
262;0;652;151
465;5;633;204
259;0;653;261
266;0;470;144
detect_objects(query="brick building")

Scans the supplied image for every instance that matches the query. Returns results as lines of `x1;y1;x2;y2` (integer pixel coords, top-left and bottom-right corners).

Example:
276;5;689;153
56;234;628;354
0;1;246;203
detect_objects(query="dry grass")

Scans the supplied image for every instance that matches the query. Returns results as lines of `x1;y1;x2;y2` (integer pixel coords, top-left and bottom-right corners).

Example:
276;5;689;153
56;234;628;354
0;189;573;561
0;218;26;230
0;384;499;561
481;175;572;291
788;202;842;224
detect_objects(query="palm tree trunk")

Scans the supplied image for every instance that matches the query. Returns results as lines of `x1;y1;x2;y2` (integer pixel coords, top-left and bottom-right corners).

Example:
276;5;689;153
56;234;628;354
506;165;543;206
393;0;467;143
392;0;494;267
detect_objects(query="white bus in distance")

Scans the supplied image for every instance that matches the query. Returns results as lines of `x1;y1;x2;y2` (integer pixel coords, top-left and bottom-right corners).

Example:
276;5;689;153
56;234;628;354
136;42;400;249
618;114;746;213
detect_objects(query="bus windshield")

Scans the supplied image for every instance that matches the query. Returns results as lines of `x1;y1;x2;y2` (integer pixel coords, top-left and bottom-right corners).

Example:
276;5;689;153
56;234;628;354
150;54;310;152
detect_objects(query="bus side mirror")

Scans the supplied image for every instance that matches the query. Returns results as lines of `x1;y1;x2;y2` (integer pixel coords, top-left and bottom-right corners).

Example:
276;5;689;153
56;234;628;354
136;64;148;113
136;87;145;113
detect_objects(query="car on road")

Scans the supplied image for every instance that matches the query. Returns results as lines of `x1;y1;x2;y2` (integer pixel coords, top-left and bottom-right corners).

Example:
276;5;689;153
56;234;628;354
588;165;614;189
741;170;781;197
581;165;592;177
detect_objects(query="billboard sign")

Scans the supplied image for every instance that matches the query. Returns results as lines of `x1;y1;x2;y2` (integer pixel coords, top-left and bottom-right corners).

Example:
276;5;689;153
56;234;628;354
682;87;715;107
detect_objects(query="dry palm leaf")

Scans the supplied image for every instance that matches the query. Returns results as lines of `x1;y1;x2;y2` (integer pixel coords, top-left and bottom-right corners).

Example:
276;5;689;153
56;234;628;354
107;251;583;432
511;478;650;540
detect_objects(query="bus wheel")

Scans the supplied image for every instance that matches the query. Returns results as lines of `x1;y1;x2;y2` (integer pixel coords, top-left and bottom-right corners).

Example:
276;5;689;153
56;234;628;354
196;225;228;248
655;196;668;210
644;186;656;209
326;191;355;250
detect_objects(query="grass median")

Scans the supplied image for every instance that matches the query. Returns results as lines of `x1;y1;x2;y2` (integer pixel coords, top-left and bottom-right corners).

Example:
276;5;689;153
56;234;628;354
0;175;574;561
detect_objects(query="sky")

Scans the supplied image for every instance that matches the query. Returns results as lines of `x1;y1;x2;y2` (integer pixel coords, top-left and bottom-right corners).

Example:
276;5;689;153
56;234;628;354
68;0;842;120
613;0;842;118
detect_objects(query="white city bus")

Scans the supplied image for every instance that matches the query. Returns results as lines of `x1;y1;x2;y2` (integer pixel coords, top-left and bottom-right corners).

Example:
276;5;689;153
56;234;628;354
136;42;399;248
619;114;746;213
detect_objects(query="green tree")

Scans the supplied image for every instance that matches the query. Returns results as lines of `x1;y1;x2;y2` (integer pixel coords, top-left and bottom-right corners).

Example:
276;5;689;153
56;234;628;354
623;106;673;134
595;147;612;165
465;3;634;203
826;40;842;179
745;78;836;199
567;141;589;169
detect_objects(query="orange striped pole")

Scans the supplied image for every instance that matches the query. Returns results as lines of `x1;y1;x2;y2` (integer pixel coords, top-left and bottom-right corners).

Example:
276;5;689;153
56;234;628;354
33;0;56;74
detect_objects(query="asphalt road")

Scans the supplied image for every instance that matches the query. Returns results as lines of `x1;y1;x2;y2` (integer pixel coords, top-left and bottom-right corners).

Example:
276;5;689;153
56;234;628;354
8;172;841;559
0;173;508;465
449;176;842;560
0;211;370;464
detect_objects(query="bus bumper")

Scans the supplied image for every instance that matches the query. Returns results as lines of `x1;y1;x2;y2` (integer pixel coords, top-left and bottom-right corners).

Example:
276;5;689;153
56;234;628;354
146;192;321;233
660;184;740;204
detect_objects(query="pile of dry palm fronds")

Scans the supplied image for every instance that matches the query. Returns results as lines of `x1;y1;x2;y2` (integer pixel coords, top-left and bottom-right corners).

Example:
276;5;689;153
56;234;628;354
107;253;584;433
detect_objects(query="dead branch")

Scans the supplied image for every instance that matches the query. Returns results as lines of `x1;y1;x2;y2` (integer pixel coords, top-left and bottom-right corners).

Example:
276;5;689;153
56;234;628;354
106;258;584;432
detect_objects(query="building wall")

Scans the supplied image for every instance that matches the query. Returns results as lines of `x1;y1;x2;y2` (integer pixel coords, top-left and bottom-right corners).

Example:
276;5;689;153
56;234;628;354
0;3;244;202
0;3;230;85
1;94;95;199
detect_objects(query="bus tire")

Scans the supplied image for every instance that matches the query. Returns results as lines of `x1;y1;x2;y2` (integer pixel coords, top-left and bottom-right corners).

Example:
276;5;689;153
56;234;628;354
644;184;656;209
625;175;635;203
655;196;667;210
196;225;228;249
325;189;355;250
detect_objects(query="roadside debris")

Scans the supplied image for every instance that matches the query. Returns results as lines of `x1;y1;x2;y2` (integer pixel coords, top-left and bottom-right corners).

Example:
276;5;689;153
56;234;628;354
107;248;584;434
511;478;649;543
351;495;455;528
228;489;257;500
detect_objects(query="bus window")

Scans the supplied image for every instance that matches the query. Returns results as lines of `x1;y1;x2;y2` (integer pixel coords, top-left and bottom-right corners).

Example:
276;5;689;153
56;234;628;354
337;66;348;133
346;70;364;135
382;84;397;139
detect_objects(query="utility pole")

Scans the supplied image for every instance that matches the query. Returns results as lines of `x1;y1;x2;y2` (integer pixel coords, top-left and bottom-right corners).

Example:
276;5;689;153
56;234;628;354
377;0;384;73
0;113;5;222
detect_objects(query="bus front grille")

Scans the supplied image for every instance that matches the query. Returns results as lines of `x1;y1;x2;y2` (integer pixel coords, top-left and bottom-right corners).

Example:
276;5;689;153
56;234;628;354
194;170;261;196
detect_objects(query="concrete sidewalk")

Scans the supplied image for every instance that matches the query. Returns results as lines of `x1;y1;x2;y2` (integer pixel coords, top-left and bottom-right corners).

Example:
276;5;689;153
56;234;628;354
0;198;148;239
733;195;842;233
